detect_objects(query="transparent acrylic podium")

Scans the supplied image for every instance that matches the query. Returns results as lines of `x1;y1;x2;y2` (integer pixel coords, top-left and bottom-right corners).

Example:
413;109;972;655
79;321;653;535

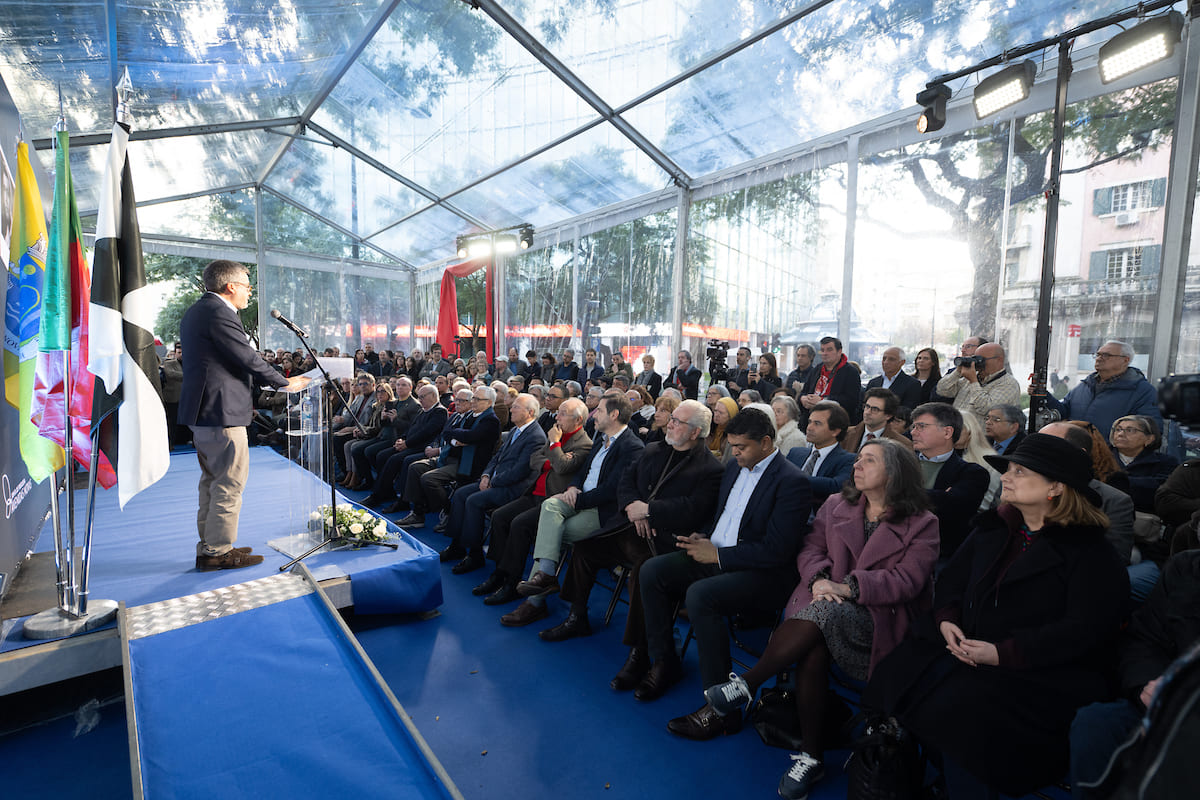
269;381;336;559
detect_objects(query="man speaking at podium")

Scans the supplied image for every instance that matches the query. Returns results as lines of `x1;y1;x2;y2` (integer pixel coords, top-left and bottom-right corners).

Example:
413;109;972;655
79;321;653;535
180;260;305;570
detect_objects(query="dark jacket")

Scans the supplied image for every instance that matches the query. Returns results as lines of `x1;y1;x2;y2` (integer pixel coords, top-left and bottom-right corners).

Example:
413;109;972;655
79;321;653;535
601;441;724;552
784;364;816;394
179;293;288;427
990;427;1026;457
576;363;604;384
401;404;449;454
1118;550;1200;700
1046;367;1162;433
665;365;701;400
925;452;991;558
786;445;856;509
445;408;501;480
1115;447;1179;513
1154;458;1200;528
801;360;863;424
571;427;646;526
865;371;922;411
390;394;421;438
633;369;662;400
480;421;548;496
865;506;1129;795
706;451;811;572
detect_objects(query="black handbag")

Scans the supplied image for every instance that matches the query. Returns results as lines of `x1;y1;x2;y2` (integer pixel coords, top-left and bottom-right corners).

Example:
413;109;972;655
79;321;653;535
747;684;853;751
844;715;924;800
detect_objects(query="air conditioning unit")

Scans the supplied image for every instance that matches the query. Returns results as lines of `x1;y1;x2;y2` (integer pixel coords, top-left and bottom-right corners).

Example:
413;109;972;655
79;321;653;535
1114;211;1139;226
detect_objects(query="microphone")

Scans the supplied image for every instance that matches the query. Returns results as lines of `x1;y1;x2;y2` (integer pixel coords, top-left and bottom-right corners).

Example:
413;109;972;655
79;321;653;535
270;309;308;338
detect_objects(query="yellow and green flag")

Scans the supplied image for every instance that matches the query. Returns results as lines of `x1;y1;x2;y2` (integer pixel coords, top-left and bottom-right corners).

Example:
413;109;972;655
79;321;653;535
3;141;65;482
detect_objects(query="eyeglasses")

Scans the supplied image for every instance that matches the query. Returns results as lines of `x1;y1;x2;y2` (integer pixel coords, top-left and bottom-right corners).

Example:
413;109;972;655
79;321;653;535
1112;425;1147;435
984;415;1007;423
909;422;948;431
666;415;690;427
864;404;886;414
1094;352;1125;360
231;281;252;289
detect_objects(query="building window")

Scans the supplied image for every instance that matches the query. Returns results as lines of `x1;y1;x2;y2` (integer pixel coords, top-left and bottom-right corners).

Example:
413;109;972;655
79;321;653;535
1111;181;1154;213
1106;246;1143;280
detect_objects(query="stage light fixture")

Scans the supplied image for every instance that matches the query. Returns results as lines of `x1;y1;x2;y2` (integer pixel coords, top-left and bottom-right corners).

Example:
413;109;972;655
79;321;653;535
494;233;519;254
466;238;492;259
916;84;952;133
519;224;534;249
456;236;468;259
973;60;1036;119
1099;11;1184;84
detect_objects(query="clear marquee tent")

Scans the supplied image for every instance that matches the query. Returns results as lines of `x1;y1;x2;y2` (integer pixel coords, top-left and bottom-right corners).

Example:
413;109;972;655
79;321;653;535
2;0;1200;383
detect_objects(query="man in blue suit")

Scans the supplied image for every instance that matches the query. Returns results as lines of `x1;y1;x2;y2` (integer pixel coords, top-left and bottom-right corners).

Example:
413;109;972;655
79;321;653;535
441;393;548;573
786;400;856;512
180;260;301;570
639;408;812;737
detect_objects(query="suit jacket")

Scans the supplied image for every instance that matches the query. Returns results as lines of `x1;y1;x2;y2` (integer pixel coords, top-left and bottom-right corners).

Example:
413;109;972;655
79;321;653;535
535;426;594;497
786;445;856;508
390;395;421;438
801;361;863;424
665;365;701;400
788;495;940;675
990;428;1026;457
481;421;548;496
925;452;991;558
400;404;449;454
603;441;724;552
843;423;914;454
707;451;812;573
572;427;646;525
179;292;287;427
865;371;922;410
576;363;604;384
633;370;662;400
445;408;501;480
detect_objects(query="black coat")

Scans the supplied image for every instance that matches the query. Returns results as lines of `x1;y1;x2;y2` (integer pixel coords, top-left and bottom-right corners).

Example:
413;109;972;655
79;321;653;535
665;365;701;400
1118;550;1200;698
1115;447;1179;513
865;371;922;410
800;361;863;424
570;428;646;526
705;452;811;572
926;452;991;559
865;506;1128;795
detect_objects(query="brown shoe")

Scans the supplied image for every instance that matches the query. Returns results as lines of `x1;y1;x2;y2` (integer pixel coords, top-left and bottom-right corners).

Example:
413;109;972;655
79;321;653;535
516;570;560;598
667;702;743;740
500;600;549;627
196;550;264;571
634;657;683;702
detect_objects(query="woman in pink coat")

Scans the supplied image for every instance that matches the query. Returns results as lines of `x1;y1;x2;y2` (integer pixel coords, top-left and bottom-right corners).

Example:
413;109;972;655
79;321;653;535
703;438;940;800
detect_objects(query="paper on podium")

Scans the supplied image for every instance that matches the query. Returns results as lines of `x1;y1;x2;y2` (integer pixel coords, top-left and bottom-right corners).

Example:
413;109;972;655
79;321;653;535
302;357;354;381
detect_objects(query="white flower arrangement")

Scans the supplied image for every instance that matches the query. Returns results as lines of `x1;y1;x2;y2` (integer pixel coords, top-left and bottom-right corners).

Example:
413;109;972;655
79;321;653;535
314;503;395;545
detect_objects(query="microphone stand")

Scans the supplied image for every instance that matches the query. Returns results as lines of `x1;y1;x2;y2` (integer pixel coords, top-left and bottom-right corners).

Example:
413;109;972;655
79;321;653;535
276;322;396;572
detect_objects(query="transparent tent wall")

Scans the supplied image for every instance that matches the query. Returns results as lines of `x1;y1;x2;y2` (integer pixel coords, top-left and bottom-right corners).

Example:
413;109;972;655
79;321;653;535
259;261;413;356
687;166;846;377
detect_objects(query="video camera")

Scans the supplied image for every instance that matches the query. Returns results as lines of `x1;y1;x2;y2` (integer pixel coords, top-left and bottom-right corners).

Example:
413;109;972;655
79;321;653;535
706;339;730;384
1159;374;1200;426
954;355;986;369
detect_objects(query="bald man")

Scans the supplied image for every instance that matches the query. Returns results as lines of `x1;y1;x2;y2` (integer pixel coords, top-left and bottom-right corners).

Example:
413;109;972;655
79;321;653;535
934;341;1021;424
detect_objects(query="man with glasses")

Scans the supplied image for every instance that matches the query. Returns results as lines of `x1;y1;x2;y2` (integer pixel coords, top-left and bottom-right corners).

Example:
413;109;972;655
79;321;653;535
935;341;1021;425
907;402;990;560
984;404;1027;456
1042;340;1162;434
843;388;914;453
181;260;303;570
535;399;724;696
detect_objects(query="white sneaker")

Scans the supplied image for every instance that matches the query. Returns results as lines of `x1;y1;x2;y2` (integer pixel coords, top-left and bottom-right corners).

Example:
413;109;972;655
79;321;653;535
703;672;752;716
778;751;824;800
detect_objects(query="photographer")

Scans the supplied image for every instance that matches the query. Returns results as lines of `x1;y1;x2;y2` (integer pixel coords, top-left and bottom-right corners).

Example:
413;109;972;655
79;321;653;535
725;346;754;394
934;342;1021;425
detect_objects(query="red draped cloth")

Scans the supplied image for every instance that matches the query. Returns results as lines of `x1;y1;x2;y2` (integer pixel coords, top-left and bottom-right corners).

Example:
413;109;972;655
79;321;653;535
437;260;493;359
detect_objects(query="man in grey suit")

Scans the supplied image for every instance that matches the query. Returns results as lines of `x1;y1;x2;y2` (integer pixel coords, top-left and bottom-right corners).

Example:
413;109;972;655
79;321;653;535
180;260;304;570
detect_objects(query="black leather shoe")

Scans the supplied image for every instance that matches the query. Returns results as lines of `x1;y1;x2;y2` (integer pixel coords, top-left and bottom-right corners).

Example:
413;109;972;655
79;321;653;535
385;500;411;515
484;581;520;606
361;493;390;509
472;571;505;596
610;647;651;691
634;657;683;702
451;551;485;575
439;543;466;563
538;610;592;642
396;511;422;526
667;703;743;740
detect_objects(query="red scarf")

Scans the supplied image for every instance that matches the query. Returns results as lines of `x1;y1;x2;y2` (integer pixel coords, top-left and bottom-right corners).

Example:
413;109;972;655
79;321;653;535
814;353;848;397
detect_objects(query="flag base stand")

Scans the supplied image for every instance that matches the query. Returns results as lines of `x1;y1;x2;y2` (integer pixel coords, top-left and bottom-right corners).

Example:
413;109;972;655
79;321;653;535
22;599;118;640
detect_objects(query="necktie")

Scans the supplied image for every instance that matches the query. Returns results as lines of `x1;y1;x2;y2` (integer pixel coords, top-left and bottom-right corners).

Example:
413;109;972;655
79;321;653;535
866;432;877;441
801;449;819;476
994;441;1004;453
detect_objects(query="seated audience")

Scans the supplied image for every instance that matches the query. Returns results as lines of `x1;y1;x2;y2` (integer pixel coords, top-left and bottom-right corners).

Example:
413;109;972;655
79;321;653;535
864;347;921;410
955;410;1002;512
705;383;731;412
603;350;634;385
360;384;448;510
390;388;477;521
1045;340;1162;433
737;388;763;408
786;400;856;510
770;394;807;457
555;349;579;382
701;438;939;798
626;386;655;439
843;388;912;453
984;404;1025;455
645;394;680;445
634;353;662;400
707;396;739;464
471;399;593;605
864;434;1128;799
637;408;811;725
799;337;862;425
906;402;990;560
340;381;394;490
912;347;940;405
1110;415;1178;513
577;347;604;384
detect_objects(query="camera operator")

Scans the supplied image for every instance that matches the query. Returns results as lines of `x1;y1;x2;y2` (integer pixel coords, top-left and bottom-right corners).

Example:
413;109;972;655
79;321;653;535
934;341;1020;425
726;346;754;395
706;340;729;387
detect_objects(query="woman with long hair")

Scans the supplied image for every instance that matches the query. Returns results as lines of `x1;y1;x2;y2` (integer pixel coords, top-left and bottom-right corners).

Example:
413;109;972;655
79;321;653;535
697;439;939;799
864;434;1128;798
912;347;940;404
956;411;1002;511
750;352;782;396
645;394;680;445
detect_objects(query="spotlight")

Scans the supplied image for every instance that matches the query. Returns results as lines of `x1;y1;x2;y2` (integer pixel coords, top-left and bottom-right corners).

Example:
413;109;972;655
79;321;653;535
494;233;518;254
973;59;1036;119
1099;11;1185;84
916;84;951;133
466;238;492;259
456;235;468;259
519;224;534;250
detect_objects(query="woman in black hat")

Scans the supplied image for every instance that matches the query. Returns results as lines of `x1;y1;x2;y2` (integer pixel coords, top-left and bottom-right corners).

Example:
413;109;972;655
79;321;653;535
863;433;1130;798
